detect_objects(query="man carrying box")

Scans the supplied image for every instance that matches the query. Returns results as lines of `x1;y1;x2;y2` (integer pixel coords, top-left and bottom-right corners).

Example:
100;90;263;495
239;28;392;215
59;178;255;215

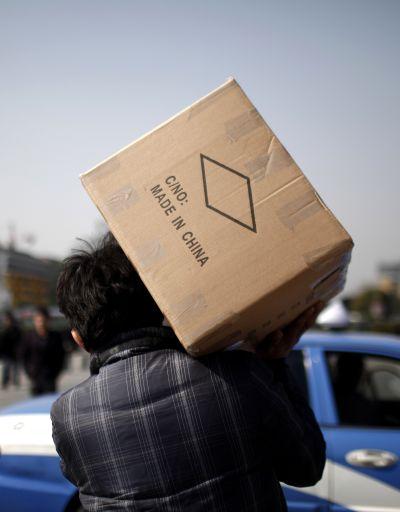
51;232;326;512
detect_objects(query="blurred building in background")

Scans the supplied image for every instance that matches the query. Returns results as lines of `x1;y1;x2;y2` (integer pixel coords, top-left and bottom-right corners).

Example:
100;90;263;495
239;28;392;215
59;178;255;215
0;248;60;311
379;262;400;297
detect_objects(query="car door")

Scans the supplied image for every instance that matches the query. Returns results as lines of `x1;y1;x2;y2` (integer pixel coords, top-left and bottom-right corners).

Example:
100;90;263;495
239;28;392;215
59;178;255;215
322;348;400;512
282;348;331;512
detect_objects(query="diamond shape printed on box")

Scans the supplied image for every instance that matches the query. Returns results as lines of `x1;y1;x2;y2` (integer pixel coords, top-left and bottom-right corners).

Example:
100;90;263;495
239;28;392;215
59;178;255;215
200;154;257;233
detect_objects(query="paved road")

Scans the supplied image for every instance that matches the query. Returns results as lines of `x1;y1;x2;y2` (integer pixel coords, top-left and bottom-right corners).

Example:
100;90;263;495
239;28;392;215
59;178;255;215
0;352;90;409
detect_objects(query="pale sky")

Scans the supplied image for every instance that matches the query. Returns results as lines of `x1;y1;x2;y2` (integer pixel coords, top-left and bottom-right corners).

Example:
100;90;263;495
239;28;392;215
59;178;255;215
1;0;399;294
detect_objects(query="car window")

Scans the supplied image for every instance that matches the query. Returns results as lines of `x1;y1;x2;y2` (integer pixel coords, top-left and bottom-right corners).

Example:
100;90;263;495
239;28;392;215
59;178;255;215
286;350;309;402
326;351;400;428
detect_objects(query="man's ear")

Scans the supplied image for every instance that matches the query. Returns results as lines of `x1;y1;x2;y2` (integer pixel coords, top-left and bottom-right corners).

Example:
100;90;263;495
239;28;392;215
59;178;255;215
71;329;89;352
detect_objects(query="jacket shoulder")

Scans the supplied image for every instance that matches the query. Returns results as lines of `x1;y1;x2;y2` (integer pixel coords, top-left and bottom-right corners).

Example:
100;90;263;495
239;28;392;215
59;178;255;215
199;348;273;375
189;349;275;395
50;376;91;421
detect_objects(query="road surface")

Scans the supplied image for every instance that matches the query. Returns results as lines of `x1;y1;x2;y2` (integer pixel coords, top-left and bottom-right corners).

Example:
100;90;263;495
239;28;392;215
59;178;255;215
0;352;90;409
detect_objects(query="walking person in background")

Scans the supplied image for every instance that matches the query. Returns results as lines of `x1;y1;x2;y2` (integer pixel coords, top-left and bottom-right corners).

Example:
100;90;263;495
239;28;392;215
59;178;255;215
21;306;66;396
0;310;22;389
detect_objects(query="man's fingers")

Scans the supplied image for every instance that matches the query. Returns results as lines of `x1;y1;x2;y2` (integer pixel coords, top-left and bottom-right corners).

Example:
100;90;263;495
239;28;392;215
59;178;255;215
284;301;326;338
256;302;327;360
257;329;283;352
301;301;326;332
307;301;325;325
287;309;311;334
267;330;284;343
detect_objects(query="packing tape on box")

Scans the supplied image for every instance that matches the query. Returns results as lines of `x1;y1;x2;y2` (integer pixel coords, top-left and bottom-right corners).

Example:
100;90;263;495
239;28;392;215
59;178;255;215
245;151;270;182
277;190;321;230
317;276;347;302
304;245;352;272
244;135;275;182
104;185;139;214
225;108;264;142
309;266;348;303
173;293;208;321
135;240;165;269
312;266;345;291
245;137;298;183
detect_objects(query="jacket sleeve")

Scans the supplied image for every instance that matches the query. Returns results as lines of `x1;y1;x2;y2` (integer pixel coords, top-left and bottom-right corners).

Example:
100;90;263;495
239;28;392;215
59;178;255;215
50;400;79;487
249;356;326;487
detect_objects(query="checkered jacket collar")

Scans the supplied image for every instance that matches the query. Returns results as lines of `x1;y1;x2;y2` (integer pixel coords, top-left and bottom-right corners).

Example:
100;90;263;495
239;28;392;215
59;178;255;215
89;327;183;375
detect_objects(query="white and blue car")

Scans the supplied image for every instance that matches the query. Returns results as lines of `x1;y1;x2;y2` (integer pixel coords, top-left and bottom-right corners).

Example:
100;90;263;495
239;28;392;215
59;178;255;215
1;332;399;511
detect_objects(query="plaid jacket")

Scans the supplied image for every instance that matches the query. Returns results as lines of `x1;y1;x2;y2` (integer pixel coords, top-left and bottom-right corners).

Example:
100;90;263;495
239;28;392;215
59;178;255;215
51;327;325;511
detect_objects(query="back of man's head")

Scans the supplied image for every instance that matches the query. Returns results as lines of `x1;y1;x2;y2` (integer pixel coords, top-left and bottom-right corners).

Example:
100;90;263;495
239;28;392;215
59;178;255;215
57;232;163;351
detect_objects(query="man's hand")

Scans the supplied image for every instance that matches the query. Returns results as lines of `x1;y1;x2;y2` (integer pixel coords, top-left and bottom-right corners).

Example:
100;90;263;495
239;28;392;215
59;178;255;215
255;301;326;360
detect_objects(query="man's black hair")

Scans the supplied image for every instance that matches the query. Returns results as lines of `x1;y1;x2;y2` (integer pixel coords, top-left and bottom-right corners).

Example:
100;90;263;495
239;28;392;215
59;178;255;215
4;310;17;325
35;306;50;319
56;232;163;351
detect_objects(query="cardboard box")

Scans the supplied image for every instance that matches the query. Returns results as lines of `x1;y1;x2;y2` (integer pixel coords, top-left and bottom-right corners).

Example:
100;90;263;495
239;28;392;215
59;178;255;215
81;78;353;356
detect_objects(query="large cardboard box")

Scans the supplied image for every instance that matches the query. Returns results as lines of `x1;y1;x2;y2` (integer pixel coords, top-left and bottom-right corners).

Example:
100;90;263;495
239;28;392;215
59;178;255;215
81;78;353;356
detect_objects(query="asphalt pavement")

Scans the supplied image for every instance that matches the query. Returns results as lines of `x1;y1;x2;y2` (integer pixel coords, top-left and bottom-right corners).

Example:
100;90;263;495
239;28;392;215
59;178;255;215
0;352;90;409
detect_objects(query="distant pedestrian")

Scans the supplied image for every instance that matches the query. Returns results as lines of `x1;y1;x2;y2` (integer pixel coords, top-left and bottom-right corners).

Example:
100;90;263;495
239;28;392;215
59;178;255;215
21;307;66;396
0;310;22;389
